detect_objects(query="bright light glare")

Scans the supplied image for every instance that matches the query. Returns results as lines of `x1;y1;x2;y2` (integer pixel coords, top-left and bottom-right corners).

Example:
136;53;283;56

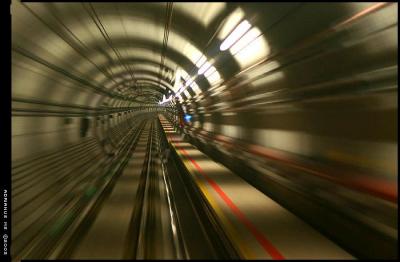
190;81;198;89
173;68;182;93
234;35;270;68
159;94;173;105
186;76;195;87
177;86;184;95
230;27;262;55
218;8;245;40
198;61;212;75
220;20;251;51
195;55;207;68
175;76;197;98
184;114;192;122
204;66;217;77
181;69;189;81
181;42;203;67
207;71;221;85
184;89;191;99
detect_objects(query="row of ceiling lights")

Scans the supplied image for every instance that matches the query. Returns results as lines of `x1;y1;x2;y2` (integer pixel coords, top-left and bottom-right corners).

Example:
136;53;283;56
160;14;262;105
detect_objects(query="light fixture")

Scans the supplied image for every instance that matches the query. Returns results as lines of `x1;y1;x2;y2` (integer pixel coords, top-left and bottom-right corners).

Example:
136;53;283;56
185;76;195;86
204;66;217;77
218;8;245;40
183;89;191;99
207;70;221;84
159;94;173;105
189;81;197;88
173;68;182;93
184;114;192;122
230;27;262;55
220;20;251;51
198;61;212;75
195;55;207;68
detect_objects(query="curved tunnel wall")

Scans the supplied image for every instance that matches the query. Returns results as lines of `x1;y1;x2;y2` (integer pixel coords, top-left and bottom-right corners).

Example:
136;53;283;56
12;2;398;170
11;1;226;160
181;3;397;178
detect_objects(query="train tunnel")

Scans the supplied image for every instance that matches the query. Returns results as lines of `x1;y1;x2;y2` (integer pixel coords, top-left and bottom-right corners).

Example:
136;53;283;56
10;1;398;260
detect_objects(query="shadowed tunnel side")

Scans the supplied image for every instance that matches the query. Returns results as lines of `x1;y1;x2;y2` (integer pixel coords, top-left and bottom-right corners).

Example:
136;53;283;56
11;1;397;260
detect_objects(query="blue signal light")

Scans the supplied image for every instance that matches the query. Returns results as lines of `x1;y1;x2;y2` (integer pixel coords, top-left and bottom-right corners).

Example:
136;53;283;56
184;114;192;122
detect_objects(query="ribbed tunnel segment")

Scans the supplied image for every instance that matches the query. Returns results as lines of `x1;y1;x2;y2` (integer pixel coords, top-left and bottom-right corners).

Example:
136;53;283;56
9;1;398;260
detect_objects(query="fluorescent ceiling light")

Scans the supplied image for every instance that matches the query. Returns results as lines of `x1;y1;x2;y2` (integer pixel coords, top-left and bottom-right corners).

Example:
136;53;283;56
184;89;191;99
186;76;195;87
233;35;270;68
195;55;207;68
230;27;262;55
189;81;198;88
177;86;185;94
198;61;212;75
159;94;173;104
204;66;217;77
218;8;245;40
220;20;251;51
173;68;182;93
207;71;221;85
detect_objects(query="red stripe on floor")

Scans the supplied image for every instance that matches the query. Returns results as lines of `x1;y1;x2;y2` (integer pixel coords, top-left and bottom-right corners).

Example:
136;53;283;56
166;130;284;259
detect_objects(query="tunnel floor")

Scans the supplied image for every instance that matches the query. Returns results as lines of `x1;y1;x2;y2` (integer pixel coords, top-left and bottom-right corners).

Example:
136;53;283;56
11;114;359;260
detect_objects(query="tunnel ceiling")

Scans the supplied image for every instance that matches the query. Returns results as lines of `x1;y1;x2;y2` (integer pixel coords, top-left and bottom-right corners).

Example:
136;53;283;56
11;1;241;107
12;1;397;115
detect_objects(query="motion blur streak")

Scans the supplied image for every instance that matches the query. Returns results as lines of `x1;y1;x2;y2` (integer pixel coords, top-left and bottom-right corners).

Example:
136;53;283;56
11;1;397;260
